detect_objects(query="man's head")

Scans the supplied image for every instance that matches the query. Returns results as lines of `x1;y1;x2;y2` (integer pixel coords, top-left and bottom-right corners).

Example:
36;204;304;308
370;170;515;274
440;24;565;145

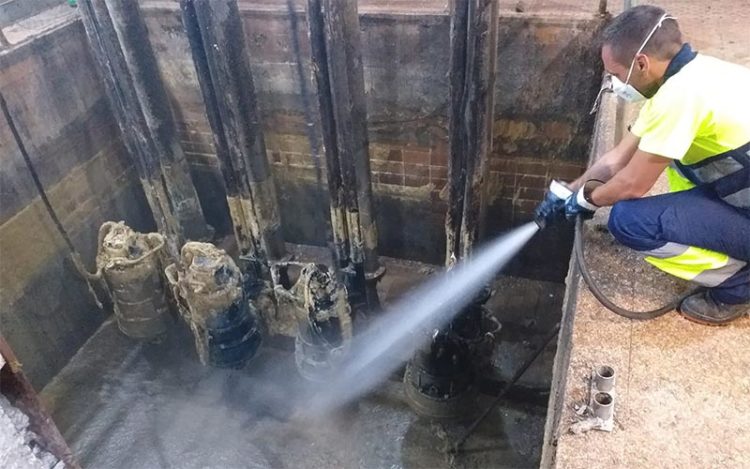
601;5;683;99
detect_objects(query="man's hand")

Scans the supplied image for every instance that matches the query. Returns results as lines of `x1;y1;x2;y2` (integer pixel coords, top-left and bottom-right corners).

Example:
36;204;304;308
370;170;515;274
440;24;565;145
535;180;573;227
565;180;603;220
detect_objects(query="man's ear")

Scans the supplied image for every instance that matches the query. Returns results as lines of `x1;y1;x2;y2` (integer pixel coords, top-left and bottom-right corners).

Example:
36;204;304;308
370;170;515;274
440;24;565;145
635;54;650;73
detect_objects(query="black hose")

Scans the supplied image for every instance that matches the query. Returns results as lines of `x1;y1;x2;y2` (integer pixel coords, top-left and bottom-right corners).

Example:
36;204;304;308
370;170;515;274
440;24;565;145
1;91;105;310
452;322;561;453
574;216;695;320
1;93;77;254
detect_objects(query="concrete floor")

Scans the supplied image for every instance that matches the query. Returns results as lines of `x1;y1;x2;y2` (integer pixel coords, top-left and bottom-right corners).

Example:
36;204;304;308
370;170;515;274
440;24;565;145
40;253;565;469
555;226;750;468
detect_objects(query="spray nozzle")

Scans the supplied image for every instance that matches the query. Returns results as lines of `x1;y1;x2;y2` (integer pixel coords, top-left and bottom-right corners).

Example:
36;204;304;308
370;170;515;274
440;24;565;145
534;180;573;229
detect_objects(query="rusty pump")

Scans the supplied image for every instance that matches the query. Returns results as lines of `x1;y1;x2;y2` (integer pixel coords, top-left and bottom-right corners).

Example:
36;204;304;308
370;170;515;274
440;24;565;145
165;242;262;368
95;221;171;341
403;286;499;420
272;262;353;382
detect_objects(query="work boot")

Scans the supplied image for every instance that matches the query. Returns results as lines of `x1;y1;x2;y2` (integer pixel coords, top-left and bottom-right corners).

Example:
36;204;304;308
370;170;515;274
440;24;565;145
679;291;749;326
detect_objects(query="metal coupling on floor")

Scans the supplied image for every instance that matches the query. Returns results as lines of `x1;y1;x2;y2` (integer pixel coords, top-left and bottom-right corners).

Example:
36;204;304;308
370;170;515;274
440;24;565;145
588;364;616;431
594;365;615;392
569;364;617;435
592;391;614;421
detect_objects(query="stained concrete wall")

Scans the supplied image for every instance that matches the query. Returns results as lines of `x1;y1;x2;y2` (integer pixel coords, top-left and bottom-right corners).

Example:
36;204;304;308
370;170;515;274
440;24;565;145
0;19;154;388
140;2;604;280
0;0;62;27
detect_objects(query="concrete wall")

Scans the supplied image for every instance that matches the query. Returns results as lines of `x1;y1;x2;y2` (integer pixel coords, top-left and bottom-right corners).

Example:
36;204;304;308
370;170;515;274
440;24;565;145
141;2;604;280
0;0;62;28
0;19;154;388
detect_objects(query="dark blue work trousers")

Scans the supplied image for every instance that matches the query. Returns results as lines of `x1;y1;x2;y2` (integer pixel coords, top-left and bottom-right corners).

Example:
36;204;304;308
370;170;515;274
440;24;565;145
608;186;750;304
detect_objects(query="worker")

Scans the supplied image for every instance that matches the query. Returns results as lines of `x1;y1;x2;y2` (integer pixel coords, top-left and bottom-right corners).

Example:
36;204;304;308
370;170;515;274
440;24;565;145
536;5;750;325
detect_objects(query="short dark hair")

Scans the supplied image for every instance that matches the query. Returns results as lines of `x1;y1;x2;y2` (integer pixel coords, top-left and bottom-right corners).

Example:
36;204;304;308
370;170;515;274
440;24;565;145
601;5;683;65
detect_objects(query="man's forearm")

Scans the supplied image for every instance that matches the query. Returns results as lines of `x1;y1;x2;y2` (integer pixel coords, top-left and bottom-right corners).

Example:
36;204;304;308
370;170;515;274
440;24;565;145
589;150;672;207
588;176;636;206
569;161;620;191
567;132;640;191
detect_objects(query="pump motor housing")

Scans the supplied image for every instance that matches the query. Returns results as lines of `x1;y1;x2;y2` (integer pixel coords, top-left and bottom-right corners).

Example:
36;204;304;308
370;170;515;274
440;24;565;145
166;242;262;368
96;221;170;340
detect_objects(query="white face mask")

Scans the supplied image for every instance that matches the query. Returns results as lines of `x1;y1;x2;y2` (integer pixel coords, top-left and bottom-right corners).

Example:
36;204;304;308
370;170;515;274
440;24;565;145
610;74;647;102
603;13;677;105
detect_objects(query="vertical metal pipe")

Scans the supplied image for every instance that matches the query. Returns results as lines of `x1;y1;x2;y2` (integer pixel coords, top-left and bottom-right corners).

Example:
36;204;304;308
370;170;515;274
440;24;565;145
307;0;383;312
445;0;470;266
102;0;211;243
179;0;286;267
319;0;364;276
0;338;81;469
79;0;185;256
179;0;242;249
459;0;498;259
307;0;351;273
323;0;383;310
446;0;498;262
324;0;380;274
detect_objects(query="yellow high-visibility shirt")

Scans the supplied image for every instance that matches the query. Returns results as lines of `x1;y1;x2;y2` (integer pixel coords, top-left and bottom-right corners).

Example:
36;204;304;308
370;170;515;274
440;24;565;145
631;54;750;192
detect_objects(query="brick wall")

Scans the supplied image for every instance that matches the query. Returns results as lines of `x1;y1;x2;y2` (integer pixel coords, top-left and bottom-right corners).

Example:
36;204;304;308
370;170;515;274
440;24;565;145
142;3;604;273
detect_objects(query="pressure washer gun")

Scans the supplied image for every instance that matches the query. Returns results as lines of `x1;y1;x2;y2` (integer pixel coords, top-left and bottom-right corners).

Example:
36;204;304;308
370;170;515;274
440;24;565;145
534;180;573;229
533;179;692;320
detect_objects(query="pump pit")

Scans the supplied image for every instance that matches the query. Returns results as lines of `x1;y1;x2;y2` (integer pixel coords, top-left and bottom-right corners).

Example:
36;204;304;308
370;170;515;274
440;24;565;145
0;1;606;468
39;252;566;468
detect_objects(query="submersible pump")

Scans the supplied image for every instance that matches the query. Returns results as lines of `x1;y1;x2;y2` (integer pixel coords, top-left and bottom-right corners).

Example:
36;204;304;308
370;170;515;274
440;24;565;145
272;262;353;381
403;287;498;419
96;221;171;340
165;242;262;368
